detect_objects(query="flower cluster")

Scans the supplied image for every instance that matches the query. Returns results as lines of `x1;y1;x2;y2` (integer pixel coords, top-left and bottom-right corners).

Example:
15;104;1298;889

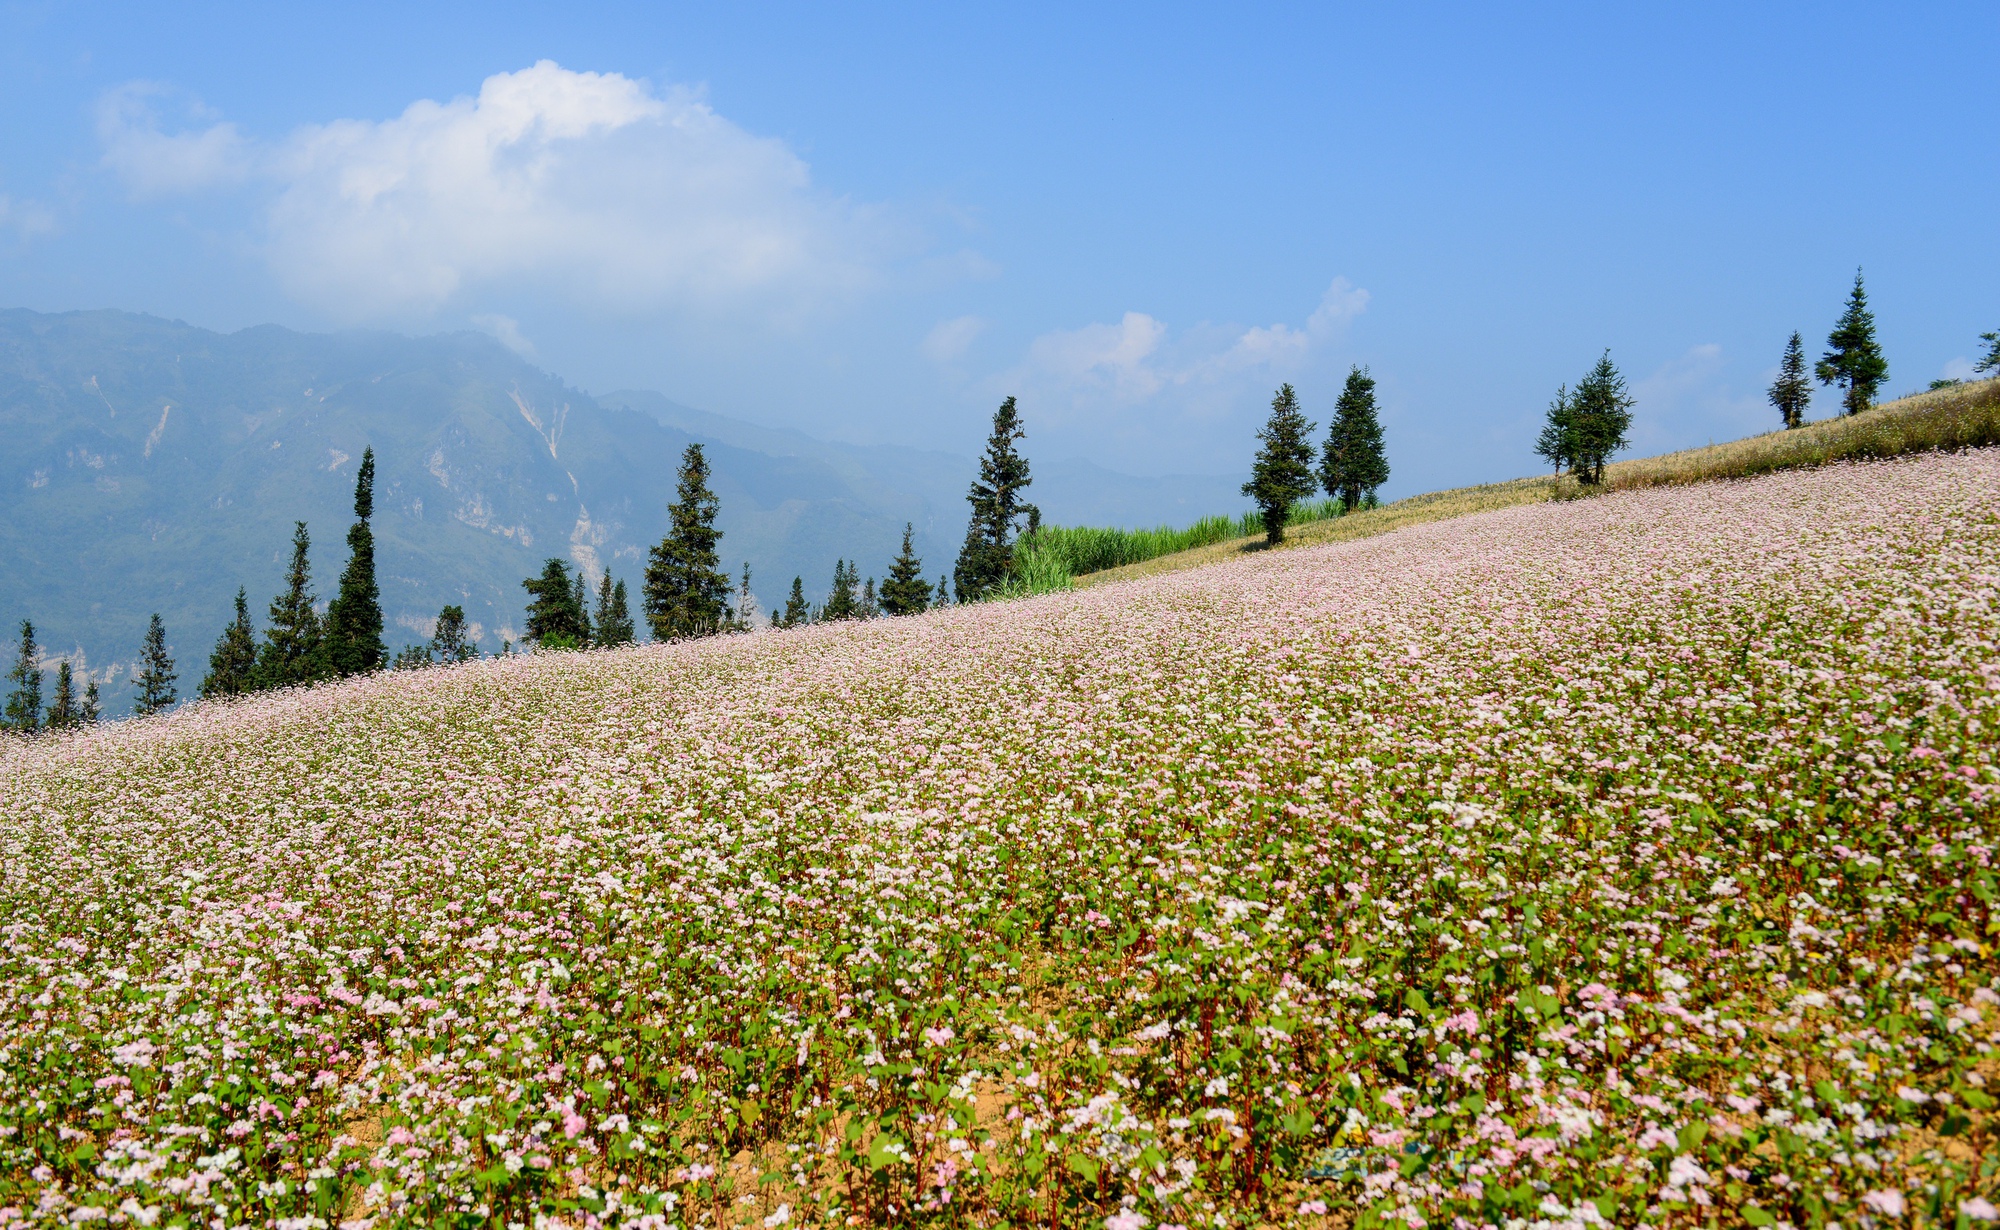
2;451;1997;1228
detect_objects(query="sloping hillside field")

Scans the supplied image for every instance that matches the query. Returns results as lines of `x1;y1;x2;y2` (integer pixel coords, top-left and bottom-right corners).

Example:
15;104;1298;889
5;453;1999;1229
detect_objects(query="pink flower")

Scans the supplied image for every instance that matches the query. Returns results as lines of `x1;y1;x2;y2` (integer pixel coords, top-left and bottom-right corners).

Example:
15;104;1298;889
1861;1190;1906;1218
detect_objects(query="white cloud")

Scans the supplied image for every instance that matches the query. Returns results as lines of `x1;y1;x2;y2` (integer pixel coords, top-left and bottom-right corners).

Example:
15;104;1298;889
1000;277;1368;419
1942;356;1978;382
472;313;537;358
97;83;250;196
1629;343;1767;449
0;192;57;241
922;315;987;363
97;61;906;322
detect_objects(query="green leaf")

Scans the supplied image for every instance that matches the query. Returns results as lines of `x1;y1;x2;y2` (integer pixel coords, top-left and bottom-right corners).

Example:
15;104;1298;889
1067;1154;1100;1182
1677;1121;1708;1154
1742;1205;1776;1227
1460;1093;1486;1115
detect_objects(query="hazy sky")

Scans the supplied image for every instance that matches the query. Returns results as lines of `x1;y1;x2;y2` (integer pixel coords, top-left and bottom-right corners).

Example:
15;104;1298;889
2;1;1994;496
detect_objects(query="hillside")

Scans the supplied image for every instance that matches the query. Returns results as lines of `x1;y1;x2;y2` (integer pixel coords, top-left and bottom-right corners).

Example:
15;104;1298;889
0;309;1249;710
3;449;1995;1227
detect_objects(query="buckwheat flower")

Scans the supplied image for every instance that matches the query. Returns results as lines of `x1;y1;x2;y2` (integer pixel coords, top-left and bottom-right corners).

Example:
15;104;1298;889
1862;1190;1906;1218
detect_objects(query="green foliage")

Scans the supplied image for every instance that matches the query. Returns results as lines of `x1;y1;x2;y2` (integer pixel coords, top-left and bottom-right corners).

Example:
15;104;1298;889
323;449;386;677
201;588;260;699
1011;499;1349;583
593;576;636;647
1540;353;1634;485
1816;269;1889;415
858;576;879;619
878;524;932;616
4;620;41;732
1242;384;1318;545
522;559;590;649
256;522;327;690
132;613;177;717
45;661;80;730
1975;330;1999;375
1769;332;1812;429
1320;366;1390;510
778;577;812;629
644;444;734;640
819;560;861;622
955;397;1038;603
571;570;594;647
430;605;478;663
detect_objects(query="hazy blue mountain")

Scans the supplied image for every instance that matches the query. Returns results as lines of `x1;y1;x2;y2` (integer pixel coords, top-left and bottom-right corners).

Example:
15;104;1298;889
1;309;1251;714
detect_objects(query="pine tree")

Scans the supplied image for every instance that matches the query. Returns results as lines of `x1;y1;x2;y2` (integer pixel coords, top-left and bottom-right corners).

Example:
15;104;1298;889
1242;383;1317;545
523;559;589;649
1768;332;1812;429
859;578;880;619
820;560;860;622
733;563;761;631
430;605;478;663
1975;330;1999;375
133;613;177;717
46;661;77;730
779;577;811;628
257;522;326;689
571;571;594;647
645;444;734;639
1319;366;1390;511
1534;384;1575;477
1816;269;1889;416
80;679;100;724
594;575;636;646
201;588;261;699
954;397;1038;602
879;523;932;616
391;643;433;670
324;448;385;677
4;621;41;732
1566;352;1635;486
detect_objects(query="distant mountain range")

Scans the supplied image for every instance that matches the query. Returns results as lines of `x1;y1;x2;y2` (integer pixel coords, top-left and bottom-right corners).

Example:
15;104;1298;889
1;309;1249;712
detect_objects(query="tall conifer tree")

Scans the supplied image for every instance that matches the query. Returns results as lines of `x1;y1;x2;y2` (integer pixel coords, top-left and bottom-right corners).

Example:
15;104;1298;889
571;571;594;647
4;620;41;732
46;661;78;729
80;680;100;724
780;578;811;628
1319;367;1390;512
1566;352;1635;486
429;605;478;663
644;444;734;639
522;559;589;648
594;574;636;646
258;522;326;689
1816;270;1888;416
1768;332;1812;429
324;449;385;676
202;588;261;699
819;560;860;622
954;397;1038;602
133;614;177;716
879;523;932;616
1243;384;1317;545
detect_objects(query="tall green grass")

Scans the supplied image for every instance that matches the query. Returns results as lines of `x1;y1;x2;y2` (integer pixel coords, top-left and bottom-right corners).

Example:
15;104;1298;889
1006;496;1354;594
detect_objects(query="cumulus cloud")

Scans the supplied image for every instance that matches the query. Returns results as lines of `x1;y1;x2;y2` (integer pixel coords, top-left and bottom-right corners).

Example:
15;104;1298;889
922;315;987;363
0;192;58;241
1001;277;1369;420
96;61;905;322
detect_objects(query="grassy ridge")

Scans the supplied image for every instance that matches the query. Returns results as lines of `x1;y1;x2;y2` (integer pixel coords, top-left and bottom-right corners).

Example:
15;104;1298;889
1009;498;1351;593
1061;375;2000;590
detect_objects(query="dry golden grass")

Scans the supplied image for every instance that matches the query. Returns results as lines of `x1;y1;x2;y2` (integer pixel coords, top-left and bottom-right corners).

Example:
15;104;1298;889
1077;375;2000;588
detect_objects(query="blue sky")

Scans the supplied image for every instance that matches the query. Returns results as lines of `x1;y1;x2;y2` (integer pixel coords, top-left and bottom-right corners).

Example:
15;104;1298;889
2;1;1995;500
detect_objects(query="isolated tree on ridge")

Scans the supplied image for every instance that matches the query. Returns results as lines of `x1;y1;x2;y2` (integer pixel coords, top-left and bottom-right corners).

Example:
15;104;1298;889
1564;352;1635;486
1816;270;1888;416
133;613;177;717
955;397;1038;602
1975;329;2000;375
201;588;260;699
4;620;41;732
257;522;326;689
645;444;734;639
879;523;932;616
523;558;590;648
324;448;386;677
1243;383;1317;545
1768;332;1812;430
1320;366;1390;512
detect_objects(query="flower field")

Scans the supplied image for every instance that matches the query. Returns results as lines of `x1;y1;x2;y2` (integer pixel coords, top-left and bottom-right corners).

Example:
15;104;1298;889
4;451;1999;1230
